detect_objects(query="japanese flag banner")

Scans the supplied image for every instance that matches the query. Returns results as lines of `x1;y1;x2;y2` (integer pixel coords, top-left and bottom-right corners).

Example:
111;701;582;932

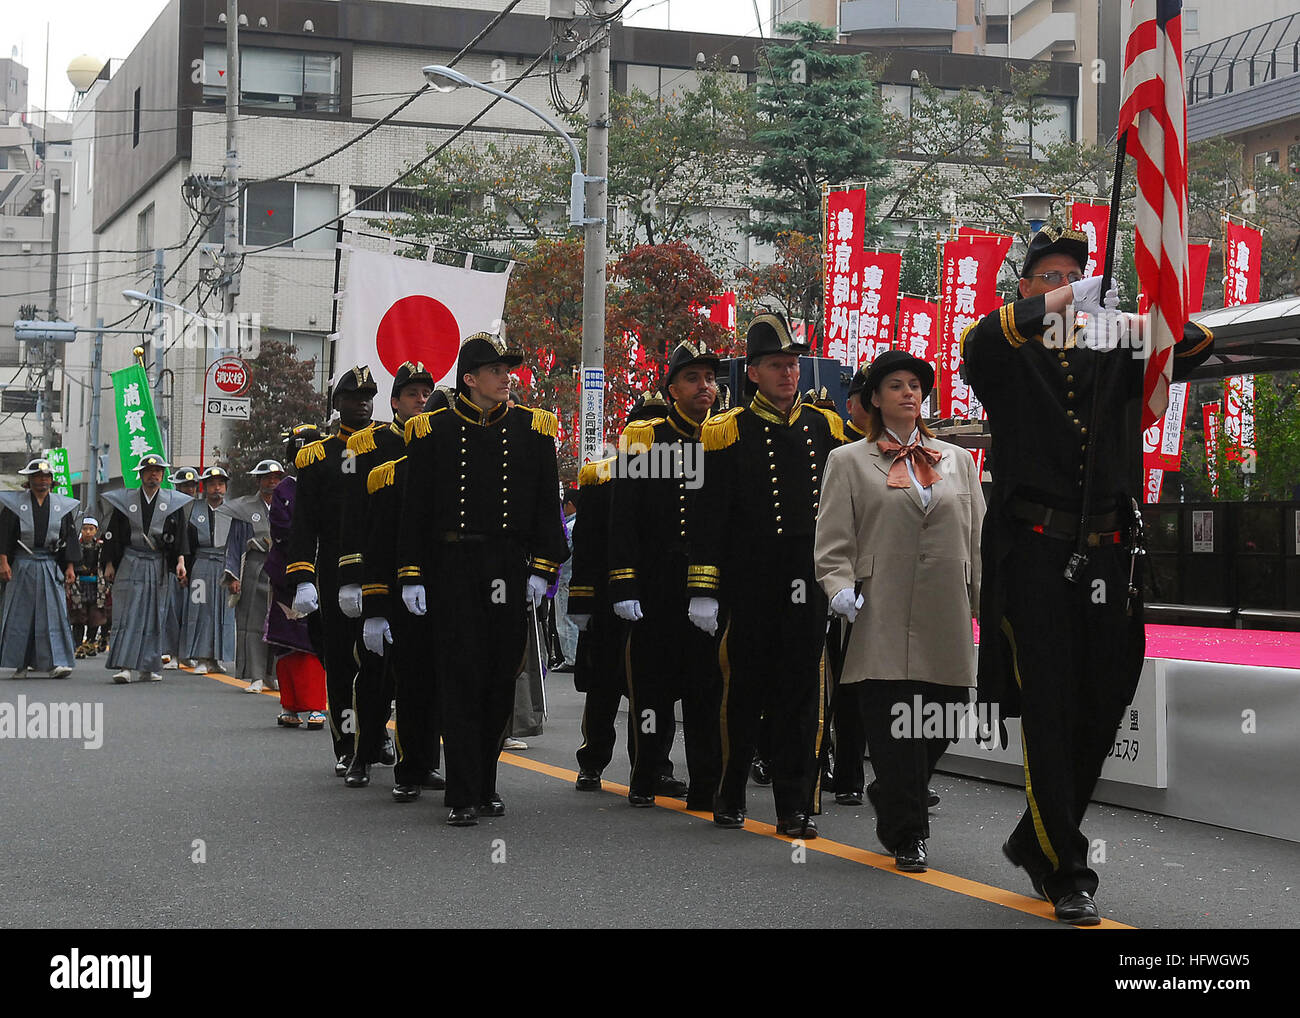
1223;221;1262;308
858;252;901;366
1070;202;1111;278
823;189;866;363
111;363;171;489
336;249;512;420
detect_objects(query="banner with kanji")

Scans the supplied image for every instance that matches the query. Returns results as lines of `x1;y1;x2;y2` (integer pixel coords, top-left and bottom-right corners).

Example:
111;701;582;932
823;189;866;364
1224;221;1262;308
111;363;171;489
1071;202;1110;278
938;237;1003;418
1142;381;1188;502
702;292;737;336
857;252;901;366
1222;375;1255;462
42;447;74;498
1203;401;1221;498
1187;242;1211;313
897;298;940;417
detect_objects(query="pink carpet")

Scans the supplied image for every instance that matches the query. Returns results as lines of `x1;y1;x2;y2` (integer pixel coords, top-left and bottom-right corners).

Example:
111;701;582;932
973;622;1300;670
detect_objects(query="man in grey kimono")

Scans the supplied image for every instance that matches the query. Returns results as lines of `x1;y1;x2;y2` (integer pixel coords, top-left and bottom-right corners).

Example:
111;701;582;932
162;466;200;669
179;466;237;673
0;458;82;678
100;454;192;683
223;458;284;692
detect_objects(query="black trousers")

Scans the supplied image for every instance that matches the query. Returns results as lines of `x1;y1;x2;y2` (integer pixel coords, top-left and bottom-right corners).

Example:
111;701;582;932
832;681;867;796
999;530;1144;900
433;542;528;810
716;541;827;819
313;564;360;760
391;610;439;783
351;642;393;766
859;679;969;850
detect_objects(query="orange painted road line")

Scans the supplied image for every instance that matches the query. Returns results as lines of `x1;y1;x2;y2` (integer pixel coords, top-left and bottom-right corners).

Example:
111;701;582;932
190;665;1133;928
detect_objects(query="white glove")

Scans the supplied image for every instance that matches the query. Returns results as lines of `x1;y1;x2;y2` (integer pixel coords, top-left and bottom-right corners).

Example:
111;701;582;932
363;617;393;656
613;599;643;622
337;584;363;619
1070;276;1120;315
687;596;719;636
402;584;427;616
527;575;548;608
569;613;592;631
830;587;864;623
292;582;319;615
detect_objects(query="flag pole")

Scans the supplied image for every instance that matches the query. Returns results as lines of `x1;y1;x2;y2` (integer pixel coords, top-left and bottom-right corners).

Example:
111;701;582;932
1064;132;1127;583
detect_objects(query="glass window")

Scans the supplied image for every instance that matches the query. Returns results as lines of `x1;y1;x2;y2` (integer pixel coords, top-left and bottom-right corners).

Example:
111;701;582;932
293;183;338;252
136;204;154;273
1184;8;1199;33
203;43;339;112
244;180;295;248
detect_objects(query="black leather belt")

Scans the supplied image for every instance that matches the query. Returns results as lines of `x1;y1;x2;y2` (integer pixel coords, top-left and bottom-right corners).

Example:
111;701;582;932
1007;496;1124;545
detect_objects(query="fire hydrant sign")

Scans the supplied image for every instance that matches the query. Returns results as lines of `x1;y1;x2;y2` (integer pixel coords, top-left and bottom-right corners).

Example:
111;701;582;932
211;357;250;397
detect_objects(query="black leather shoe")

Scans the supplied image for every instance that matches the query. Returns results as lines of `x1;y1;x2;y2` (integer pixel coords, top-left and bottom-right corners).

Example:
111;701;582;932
477;796;505;818
447;807;478;827
421;769;446;790
835;790;864;806
379;736;396;767
574;769;602;791
776;814;818;839
334;754;352;778
344;759;370;788
894;836;928;872
750;756;771;785
1001;839;1049;901
392;783;420;803
628;791;656;807
1054;890;1101;926
713;810;745;828
654;775;688;797
928;787;941;807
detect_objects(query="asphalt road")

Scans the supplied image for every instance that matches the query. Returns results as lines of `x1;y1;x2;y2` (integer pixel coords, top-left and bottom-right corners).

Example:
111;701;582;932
1;658;1296;931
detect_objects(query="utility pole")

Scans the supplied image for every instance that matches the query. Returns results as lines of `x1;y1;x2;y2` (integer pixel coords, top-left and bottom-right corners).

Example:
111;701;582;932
151;248;168;456
222;0;241;316
579;0;611;465
87;319;104;508
40;174;62;452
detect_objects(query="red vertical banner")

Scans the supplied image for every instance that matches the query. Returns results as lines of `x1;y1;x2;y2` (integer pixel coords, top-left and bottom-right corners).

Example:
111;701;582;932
1222;375;1255;462
1203;401;1221;498
857;252;901;366
824;189;867;363
1187;243;1211;313
938;237;1002;418
1142;381;1188;503
1070;202;1111;278
704;291;737;334
1223;221;1262;308
898;298;940;417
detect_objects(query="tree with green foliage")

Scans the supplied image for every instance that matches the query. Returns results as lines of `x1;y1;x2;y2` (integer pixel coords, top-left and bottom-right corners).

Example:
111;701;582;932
1178;375;1300;502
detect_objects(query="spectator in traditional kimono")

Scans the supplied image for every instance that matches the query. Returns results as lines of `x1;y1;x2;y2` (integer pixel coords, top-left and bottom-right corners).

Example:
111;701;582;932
162;466;200;669
178;466;237;674
0;459;81;678
223;458;285;693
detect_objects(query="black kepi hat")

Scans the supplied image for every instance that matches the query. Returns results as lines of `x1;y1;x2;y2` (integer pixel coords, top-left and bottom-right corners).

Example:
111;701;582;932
391;360;436;400
455;333;523;392
860;349;935;400
1022;226;1089;279
745;312;808;365
664;340;720;386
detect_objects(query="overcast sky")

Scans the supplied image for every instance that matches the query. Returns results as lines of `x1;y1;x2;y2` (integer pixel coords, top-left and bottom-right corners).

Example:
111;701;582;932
5;0;775;120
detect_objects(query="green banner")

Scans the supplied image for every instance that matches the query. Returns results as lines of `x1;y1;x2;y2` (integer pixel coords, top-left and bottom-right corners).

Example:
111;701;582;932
42;447;74;497
110;364;171;489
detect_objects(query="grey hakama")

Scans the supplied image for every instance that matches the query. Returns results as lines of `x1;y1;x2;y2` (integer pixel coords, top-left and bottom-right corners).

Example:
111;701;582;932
101;488;192;674
179;502;236;665
0;491;81;671
224;495;275;684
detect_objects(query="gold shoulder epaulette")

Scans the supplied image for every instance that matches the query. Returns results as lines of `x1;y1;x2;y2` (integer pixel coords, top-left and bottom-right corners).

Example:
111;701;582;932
578;457;615;487
295;440;326;469
347;426;377;455
810;404;846;443
618;418;662;454
701;406;744;451
530;407;558;439
366;456;406;495
404;409;444;444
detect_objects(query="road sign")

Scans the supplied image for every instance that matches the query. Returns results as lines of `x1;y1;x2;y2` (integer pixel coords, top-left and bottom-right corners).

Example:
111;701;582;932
207;397;250;420
13;320;78;342
210;356;250;397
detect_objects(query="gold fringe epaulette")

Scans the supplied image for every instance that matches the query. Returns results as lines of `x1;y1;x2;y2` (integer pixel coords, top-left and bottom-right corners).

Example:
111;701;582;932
295;440;326;469
618;418;662;454
347;426;377;455
578;458;615;487
530;407;558;439
367;456;405;495
404;409;444;444
701;407;743;451
809;404;847;443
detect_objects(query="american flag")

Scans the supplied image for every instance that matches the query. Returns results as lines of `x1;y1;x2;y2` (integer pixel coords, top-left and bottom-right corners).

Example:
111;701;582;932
1117;0;1187;427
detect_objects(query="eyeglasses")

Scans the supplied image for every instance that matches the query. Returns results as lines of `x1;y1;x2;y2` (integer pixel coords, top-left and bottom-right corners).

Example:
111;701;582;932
1027;270;1084;285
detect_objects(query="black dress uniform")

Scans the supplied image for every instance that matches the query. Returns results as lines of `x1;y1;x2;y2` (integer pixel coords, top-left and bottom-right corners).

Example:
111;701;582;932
962;228;1214;910
688;315;847;833
610;345;724;810
396;335;569;821
284;366;378;764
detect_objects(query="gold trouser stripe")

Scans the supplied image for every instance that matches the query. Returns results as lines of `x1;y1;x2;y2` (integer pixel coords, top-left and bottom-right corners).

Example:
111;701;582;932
393;708;404;764
717;620;733;802
1000;616;1060;871
350;663;361;759
811;647;827;813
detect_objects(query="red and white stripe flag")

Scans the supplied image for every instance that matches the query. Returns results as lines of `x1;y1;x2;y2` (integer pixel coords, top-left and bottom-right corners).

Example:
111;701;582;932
1117;0;1188;428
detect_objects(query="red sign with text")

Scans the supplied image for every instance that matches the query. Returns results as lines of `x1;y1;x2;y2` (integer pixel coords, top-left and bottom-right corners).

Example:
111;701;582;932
824;189;866;363
1224;221;1262;308
857;252;901;366
1070;202;1110;278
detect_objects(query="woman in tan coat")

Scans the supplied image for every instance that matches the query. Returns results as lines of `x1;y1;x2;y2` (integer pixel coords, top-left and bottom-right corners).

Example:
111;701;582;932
814;350;985;873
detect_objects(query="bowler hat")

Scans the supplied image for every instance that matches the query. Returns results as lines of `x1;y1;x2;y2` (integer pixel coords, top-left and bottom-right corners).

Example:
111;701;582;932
860;349;935;400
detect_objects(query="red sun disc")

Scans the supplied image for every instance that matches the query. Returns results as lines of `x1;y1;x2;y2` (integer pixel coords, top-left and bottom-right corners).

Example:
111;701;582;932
374;295;462;383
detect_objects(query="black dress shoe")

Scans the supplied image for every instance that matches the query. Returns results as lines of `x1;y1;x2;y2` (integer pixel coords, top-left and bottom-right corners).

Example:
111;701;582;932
421;769;446;790
835;790;864;806
750;756;772;786
1054;891;1101;926
628;790;656;807
1001;839;1049;901
334;754;352;778
379;736;396;766
654;775;688;797
446;807;478;826
713;810;745;828
344;759;370;788
477;796;505;818
894;836;928;872
928;787;941;807
776;814;819;839
574;769;602;791
392;783;420;803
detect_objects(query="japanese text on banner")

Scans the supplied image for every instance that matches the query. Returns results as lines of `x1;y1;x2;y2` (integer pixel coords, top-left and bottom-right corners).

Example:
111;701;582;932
858;252;901;366
110;364;171;490
823;189;866;363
